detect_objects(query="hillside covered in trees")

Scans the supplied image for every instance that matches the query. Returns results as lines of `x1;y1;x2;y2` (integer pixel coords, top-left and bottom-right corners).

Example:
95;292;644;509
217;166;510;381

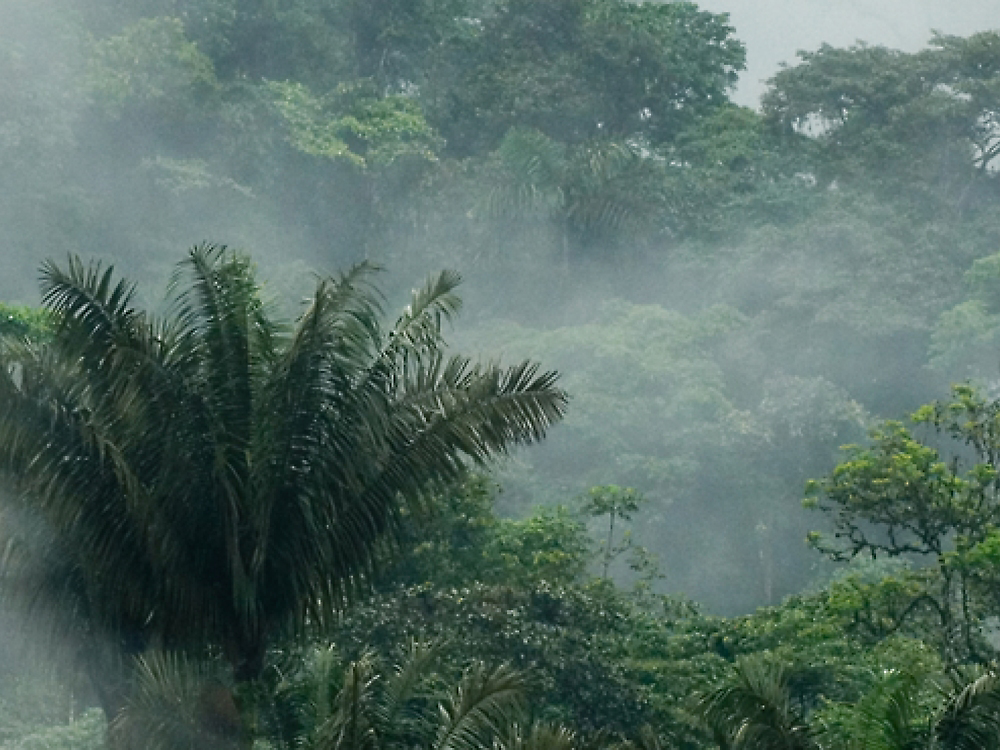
3;0;1000;748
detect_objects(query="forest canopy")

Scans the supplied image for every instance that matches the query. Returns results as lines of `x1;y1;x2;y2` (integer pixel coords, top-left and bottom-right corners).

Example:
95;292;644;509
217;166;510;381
3;0;1000;748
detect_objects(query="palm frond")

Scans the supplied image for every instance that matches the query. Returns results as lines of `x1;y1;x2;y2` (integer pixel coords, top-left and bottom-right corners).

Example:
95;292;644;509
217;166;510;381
112;652;238;750
376;640;440;741
312;652;380;750
498;723;576;750
433;663;528;750
39;255;139;362
846;669;929;750
483;128;568;221
936;667;1000;750
0;246;568;701
390;270;462;351
695;656;816;750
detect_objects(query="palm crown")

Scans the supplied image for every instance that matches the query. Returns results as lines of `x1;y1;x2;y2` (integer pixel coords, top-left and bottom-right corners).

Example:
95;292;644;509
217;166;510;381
0;245;567;696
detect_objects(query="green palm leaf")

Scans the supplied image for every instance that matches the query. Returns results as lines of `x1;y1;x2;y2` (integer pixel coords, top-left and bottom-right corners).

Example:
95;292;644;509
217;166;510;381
433;663;528;750
112;651;238;750
695;657;817;750
936;667;1000;750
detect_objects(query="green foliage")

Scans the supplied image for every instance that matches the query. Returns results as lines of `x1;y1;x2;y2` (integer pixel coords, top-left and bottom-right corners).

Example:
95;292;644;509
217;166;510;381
269;80;441;169
471;300;867;610
695;657;817;750
486;507;592;588
12;16;1000;750
329;581;655;739
0;246;566;739
805;384;1000;662
479;129;667;259
762;32;1000;222
86;17;217;117
930;251;1000;378
264;643;532;750
433;0;744;154
0;305;51;341
113;652;236;750
386;479;590;590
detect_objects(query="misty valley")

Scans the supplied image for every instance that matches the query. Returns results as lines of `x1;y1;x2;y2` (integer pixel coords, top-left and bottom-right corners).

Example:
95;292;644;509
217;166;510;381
3;0;1000;748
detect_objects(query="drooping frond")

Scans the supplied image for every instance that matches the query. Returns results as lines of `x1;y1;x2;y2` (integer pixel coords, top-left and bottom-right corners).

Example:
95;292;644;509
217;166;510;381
432;663;528;750
39;255;138;362
695;657;817;750
376;640;440;742
936;667;1000;750
498;723;577;750
0;335;162;640
112;652;237;750
312;651;381;750
848;669;929;750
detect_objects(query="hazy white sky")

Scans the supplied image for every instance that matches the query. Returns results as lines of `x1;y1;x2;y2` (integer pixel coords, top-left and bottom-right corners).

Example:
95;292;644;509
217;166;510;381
694;0;1000;107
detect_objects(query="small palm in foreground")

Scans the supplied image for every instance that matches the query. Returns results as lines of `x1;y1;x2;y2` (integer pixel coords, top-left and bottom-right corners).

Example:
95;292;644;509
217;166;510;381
116;644;580;750
845;666;1000;750
0;245;567;724
696;658;1000;750
266;643;532;750
694;657;817;750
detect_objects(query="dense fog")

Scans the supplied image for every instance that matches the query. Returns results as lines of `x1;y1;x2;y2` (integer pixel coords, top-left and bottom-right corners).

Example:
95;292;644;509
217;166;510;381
4;2;1000;745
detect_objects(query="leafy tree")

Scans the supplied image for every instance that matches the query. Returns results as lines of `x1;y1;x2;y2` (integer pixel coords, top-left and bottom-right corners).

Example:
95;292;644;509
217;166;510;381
431;0;744;155
0;246;566;729
85;17;218;120
268;77;442;255
581;486;646;580
380;478;591;591
804;384;1000;663
762;33;1000;212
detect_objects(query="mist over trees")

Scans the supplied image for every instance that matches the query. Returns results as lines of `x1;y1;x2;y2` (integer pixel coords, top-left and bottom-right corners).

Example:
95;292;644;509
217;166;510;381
4;0;1000;748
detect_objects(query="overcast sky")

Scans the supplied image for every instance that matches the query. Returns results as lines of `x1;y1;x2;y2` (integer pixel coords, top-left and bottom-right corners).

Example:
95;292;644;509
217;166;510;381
694;0;1000;107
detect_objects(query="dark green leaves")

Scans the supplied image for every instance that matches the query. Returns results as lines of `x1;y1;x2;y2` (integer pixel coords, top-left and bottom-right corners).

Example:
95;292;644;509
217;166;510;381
0;248;567;690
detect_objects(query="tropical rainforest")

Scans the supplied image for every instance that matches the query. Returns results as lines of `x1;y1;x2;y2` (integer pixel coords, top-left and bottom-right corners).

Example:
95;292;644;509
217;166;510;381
3;0;1000;748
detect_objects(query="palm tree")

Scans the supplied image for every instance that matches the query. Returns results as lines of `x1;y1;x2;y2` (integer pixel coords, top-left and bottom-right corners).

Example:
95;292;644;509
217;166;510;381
845;666;1000;750
696;659;1000;750
251;641;530;750
694;657;818;750
481;128;665;265
0;245;567;725
846;668;930;750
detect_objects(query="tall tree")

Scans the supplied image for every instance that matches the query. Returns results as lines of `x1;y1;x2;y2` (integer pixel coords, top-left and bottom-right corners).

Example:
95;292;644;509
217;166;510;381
0;245;567;725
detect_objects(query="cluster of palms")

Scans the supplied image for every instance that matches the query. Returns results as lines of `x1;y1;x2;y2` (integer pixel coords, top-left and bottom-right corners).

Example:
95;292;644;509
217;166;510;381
0;245;567;746
697;658;1000;750
112;642;569;750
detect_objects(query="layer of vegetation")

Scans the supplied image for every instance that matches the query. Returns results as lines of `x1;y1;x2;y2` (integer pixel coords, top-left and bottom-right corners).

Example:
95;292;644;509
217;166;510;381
4;0;1000;748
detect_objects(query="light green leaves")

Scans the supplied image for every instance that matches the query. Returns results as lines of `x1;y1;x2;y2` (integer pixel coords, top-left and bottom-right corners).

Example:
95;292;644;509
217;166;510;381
269;80;441;169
